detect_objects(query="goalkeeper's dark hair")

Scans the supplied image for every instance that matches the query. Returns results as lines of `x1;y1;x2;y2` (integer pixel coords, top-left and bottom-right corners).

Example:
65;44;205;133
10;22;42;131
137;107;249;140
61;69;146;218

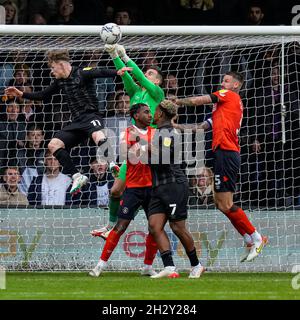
225;71;244;86
146;65;164;85
129;103;148;119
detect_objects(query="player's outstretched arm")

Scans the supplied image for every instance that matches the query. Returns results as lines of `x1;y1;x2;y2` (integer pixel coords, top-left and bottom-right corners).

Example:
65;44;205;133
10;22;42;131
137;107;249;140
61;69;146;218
105;44;138;97
116;45;163;99
5;82;59;102
175;95;213;107
171;118;211;132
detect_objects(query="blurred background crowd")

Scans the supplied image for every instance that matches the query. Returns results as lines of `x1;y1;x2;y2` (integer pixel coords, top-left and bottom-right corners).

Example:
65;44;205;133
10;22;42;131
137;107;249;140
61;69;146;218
0;0;298;26
0;0;299;210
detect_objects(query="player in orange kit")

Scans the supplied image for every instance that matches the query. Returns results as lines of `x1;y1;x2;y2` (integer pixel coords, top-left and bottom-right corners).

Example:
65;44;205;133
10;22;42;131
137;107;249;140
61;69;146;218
89;103;157;277
176;71;267;262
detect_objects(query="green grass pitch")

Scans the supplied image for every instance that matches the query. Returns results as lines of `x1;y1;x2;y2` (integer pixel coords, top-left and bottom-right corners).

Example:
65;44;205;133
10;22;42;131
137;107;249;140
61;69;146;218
1;272;299;300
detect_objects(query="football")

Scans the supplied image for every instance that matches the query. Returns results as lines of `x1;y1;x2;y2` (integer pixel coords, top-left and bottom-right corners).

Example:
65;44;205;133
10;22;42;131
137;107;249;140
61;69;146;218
100;23;122;44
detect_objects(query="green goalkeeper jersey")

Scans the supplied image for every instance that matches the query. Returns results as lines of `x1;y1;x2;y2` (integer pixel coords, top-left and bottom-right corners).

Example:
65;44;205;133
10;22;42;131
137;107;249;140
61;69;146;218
113;56;165;127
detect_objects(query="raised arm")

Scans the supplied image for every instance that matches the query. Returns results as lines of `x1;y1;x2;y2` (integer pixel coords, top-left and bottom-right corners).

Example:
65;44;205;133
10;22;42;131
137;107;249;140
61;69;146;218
175;95;214;107
81;67;118;79
171;118;212;132
104;44;138;97
116;44;163;99
5;81;59;101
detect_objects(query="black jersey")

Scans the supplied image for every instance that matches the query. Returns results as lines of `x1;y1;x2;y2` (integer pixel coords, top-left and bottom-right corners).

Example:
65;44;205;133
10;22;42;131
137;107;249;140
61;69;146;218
22;66;117;120
150;124;187;187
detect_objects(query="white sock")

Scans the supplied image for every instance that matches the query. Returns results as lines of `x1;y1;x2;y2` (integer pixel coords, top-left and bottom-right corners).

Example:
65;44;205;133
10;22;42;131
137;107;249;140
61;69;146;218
144;264;152;269
96;259;107;269
165;266;176;271
243;233;253;246
250;230;262;244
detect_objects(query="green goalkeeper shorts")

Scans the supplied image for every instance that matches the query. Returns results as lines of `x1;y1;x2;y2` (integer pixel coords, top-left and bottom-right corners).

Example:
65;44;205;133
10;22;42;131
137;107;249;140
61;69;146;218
118;160;127;182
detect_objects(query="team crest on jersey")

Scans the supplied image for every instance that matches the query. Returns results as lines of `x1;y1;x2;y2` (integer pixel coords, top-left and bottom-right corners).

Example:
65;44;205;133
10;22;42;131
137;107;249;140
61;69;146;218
218;89;228;97
122;207;129;214
163;137;172;147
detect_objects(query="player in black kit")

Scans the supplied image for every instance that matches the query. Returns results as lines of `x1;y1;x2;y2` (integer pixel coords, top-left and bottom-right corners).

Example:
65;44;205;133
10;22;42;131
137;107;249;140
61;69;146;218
147;100;205;279
5;49;131;195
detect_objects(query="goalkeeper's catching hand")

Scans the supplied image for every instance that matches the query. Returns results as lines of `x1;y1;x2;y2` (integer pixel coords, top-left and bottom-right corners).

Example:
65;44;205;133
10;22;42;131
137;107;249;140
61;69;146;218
104;44;118;59
116;44;130;63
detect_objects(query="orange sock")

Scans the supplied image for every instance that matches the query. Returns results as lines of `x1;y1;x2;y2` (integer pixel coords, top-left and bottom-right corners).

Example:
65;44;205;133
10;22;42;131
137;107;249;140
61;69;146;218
225;205;255;235
100;229;122;262
144;233;158;265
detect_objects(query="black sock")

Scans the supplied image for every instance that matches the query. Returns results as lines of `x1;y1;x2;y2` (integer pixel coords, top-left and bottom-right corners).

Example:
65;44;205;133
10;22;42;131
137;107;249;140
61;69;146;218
53;148;78;176
160;250;174;267
186;248;199;267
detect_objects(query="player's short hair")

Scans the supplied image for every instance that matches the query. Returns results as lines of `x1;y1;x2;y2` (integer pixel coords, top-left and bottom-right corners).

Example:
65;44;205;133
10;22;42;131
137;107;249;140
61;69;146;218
129;103;148;119
159;100;178;119
225;71;244;87
47;49;70;66
146;65;164;85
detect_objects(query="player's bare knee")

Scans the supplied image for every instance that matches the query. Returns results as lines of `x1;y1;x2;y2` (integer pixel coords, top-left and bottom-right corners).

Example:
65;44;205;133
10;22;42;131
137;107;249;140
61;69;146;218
216;200;232;213
48;139;64;154
111;187;122;198
170;222;181;235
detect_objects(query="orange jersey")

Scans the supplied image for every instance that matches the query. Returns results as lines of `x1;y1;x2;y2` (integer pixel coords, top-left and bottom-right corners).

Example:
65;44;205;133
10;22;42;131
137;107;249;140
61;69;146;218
211;89;243;152
122;125;155;188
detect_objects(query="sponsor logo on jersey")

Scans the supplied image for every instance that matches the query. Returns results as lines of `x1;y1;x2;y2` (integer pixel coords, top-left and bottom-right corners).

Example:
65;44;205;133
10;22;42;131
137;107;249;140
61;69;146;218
218;89;228;97
163;137;172;147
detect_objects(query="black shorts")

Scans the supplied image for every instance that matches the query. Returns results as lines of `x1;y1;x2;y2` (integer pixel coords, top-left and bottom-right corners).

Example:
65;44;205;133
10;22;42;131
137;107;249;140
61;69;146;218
54;112;104;149
148;182;189;221
118;187;152;220
213;148;240;193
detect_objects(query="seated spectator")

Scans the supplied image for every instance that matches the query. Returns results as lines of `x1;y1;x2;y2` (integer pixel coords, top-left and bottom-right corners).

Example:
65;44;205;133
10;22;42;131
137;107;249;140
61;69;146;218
81;156;114;207
114;8;132;25
27;150;79;206
139;50;160;70
29;12;48;25
17;85;44;124
17;124;45;195
8;63;31;88
104;92;131;161
2;0;18;24
188;166;214;206
0;166;28;205
0;99;26;167
246;1;265;25
164;73;179;97
50;0;78;25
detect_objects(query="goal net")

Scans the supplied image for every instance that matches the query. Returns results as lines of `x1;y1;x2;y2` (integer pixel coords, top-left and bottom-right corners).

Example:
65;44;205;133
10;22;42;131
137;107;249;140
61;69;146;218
0;26;299;272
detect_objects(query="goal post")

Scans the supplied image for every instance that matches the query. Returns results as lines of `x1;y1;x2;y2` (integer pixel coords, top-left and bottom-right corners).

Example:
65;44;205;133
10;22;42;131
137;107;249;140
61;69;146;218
0;25;299;272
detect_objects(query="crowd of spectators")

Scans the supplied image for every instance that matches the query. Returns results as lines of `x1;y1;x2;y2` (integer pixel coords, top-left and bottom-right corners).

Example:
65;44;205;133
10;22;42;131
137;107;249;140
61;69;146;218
0;0;299;209
0;40;299;210
0;0;297;26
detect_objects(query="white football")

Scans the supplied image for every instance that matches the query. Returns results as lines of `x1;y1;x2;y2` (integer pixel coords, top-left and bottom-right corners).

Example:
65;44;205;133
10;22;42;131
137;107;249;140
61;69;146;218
100;23;122;44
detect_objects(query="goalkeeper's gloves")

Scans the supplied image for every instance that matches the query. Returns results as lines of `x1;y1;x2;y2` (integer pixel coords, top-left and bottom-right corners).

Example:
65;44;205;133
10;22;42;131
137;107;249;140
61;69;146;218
104;44;118;59
116;44;130;63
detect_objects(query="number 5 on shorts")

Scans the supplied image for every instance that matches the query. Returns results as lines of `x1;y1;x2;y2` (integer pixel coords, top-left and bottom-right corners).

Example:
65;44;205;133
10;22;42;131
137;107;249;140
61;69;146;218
169;203;177;216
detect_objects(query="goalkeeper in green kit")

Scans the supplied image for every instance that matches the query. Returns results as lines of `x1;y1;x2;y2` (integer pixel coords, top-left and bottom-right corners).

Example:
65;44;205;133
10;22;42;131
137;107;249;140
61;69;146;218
90;44;165;239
